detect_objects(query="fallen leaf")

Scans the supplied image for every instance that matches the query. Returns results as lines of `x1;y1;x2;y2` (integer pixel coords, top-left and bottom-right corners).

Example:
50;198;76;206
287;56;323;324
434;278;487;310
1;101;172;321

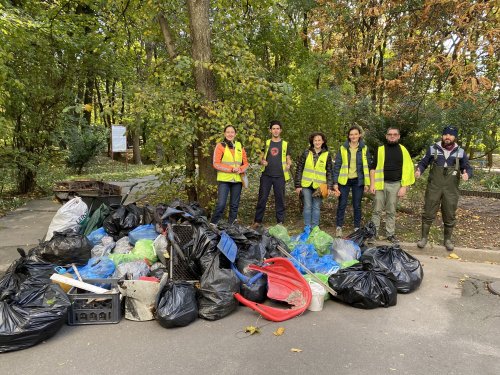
273;327;285;336
445;285;448;288
448;253;461;260
291;348;302;352
245;326;260;335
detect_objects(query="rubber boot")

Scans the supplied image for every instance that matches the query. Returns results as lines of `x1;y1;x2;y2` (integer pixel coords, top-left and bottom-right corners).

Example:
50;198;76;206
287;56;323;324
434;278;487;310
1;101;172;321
417;223;431;249
444;226;454;251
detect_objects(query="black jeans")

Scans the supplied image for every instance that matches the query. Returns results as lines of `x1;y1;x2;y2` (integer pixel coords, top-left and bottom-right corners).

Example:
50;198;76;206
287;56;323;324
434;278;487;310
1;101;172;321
211;182;242;224
254;174;286;223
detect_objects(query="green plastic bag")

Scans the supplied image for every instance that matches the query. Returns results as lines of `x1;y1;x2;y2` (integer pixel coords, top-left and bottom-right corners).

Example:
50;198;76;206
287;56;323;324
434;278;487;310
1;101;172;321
306;226;333;256
304;273;330;301
83;204;111;235
268;224;291;245
340;259;359;269
109;239;157;265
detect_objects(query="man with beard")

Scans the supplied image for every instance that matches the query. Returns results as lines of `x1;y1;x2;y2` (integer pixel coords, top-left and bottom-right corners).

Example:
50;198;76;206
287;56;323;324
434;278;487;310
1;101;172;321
369;127;415;243
251;120;292;229
415;126;472;251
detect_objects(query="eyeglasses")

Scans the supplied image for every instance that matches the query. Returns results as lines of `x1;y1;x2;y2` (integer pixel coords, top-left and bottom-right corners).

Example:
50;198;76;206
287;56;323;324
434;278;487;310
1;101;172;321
386;133;399;136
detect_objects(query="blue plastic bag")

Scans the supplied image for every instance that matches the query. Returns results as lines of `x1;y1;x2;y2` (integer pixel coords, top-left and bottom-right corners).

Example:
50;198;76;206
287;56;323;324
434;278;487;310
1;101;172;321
128;224;158;245
291;225;311;243
87;227;107;246
314;255;340;275
68;256;116;279
290;243;319;273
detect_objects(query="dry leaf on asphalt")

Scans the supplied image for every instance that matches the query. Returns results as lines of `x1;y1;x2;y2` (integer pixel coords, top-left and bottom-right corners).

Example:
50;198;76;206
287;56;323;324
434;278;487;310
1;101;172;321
245;326;260;335
448;253;461;260
290;348;302;352
273;327;285;336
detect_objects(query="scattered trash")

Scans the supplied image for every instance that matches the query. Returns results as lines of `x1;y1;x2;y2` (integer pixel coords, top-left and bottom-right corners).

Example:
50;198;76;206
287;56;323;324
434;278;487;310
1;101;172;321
273;327;285;336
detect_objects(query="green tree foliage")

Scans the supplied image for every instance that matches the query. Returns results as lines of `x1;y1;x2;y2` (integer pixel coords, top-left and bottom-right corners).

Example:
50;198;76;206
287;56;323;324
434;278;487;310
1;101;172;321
0;0;497;198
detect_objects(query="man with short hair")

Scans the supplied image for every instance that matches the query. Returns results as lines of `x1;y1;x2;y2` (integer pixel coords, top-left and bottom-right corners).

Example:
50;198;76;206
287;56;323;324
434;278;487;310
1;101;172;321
369;127;415;243
415;126;472;251
252;120;292;228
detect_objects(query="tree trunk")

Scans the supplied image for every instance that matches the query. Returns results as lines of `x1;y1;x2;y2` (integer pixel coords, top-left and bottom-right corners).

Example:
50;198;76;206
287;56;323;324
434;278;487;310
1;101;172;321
187;0;217;208
158;13;178;59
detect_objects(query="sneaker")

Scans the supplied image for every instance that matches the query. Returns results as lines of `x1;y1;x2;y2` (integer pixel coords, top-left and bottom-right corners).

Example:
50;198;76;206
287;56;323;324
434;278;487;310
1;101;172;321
387;235;399;244
354;227;359;232
335;227;342;237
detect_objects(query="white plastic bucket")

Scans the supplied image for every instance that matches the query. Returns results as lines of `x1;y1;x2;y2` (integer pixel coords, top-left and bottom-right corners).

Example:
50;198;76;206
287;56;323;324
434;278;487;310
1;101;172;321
307;281;327;312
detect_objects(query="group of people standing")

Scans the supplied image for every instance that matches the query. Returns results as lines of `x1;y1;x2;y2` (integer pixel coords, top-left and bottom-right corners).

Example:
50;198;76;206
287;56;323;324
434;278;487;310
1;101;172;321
210;121;472;251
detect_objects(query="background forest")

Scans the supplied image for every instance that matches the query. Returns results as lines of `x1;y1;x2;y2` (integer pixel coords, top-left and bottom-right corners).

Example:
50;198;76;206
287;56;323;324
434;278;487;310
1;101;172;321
0;0;498;208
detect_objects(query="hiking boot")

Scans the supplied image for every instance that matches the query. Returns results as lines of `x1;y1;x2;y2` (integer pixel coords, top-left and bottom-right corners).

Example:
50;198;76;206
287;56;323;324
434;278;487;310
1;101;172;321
444;226;454;251
417;223;431;249
335;226;342;237
387;235;399;244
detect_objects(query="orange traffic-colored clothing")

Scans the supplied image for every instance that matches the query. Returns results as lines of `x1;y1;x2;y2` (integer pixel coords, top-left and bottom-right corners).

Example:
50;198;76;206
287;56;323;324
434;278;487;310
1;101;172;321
212;142;249;173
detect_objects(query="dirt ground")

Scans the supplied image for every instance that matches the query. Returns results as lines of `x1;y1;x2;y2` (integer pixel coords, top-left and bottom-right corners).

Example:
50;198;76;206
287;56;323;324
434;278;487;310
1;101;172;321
238;191;500;250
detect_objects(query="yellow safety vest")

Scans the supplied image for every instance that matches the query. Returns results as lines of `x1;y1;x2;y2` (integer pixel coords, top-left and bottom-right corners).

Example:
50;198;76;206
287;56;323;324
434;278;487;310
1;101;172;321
374;144;415;189
338;145;370;186
301;151;329;189
217;142;243;182
261;139;290;181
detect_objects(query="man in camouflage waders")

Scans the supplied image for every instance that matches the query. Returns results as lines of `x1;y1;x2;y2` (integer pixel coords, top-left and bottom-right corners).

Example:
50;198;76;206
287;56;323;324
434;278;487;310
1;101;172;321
415;126;473;251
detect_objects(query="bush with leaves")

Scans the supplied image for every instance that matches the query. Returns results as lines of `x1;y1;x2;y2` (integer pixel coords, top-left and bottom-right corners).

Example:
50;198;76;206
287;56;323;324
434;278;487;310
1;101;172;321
65;125;107;175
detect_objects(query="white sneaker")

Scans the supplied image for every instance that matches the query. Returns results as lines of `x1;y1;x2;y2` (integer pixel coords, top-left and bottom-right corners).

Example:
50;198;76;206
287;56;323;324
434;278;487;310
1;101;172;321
335;227;342;237
354;227;359;232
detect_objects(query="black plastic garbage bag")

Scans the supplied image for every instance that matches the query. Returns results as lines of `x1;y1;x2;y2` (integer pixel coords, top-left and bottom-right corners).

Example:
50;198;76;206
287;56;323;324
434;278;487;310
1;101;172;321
155;280;198;328
28;229;92;266
234;258;267;303
0;249;56;298
198;253;240;320
0;280;70;353
360;245;424;293
328;263;397;309
191;224;219;276
345;221;377;249
103;204;142;240
260;233;287;259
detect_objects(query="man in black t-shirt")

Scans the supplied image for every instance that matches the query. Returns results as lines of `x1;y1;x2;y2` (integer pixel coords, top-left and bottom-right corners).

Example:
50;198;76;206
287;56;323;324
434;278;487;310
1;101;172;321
252;121;292;228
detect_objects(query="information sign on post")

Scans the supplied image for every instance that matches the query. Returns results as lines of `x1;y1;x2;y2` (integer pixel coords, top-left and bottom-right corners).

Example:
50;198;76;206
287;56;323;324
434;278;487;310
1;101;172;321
111;125;127;152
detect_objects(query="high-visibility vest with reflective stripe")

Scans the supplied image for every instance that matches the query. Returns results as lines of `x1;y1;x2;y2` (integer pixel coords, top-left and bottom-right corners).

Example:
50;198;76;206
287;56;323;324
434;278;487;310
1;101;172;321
261;139;290;181
217;142;243;182
301;151;329;189
338;145;370;186
374;144;415;189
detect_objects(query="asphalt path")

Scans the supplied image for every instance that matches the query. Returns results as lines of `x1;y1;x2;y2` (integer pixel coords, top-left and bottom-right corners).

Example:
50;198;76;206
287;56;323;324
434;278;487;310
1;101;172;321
0;180;499;374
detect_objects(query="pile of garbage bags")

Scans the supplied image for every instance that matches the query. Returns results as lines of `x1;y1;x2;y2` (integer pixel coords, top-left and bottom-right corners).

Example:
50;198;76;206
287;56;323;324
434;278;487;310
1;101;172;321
0;195;424;353
267;223;424;310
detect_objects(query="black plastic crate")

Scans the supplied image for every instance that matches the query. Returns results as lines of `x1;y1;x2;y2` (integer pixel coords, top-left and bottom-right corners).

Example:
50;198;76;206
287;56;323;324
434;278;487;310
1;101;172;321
170;224;198;281
67;279;121;325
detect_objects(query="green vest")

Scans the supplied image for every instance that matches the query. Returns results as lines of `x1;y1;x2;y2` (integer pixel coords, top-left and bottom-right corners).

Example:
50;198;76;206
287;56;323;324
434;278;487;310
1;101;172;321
338;145;370;186
374;144;415;189
261;139;290;181
301;151;329;189
217;142;243;182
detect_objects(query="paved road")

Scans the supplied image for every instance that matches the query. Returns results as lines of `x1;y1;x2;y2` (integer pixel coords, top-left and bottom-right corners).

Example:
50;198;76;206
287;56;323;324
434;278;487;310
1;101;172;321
1;184;499;374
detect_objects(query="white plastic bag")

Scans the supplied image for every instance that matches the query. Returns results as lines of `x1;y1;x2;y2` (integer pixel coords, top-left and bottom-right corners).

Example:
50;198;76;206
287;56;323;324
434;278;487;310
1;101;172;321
45;197;88;241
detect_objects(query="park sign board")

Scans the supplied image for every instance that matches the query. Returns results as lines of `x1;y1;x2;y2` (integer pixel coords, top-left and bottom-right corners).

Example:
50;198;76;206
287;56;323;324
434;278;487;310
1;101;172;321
111;125;127;152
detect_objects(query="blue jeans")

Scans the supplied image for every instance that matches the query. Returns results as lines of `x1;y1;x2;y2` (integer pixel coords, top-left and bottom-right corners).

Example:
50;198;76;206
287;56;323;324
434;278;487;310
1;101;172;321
336;178;364;228
211;182;242;224
302;187;322;227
